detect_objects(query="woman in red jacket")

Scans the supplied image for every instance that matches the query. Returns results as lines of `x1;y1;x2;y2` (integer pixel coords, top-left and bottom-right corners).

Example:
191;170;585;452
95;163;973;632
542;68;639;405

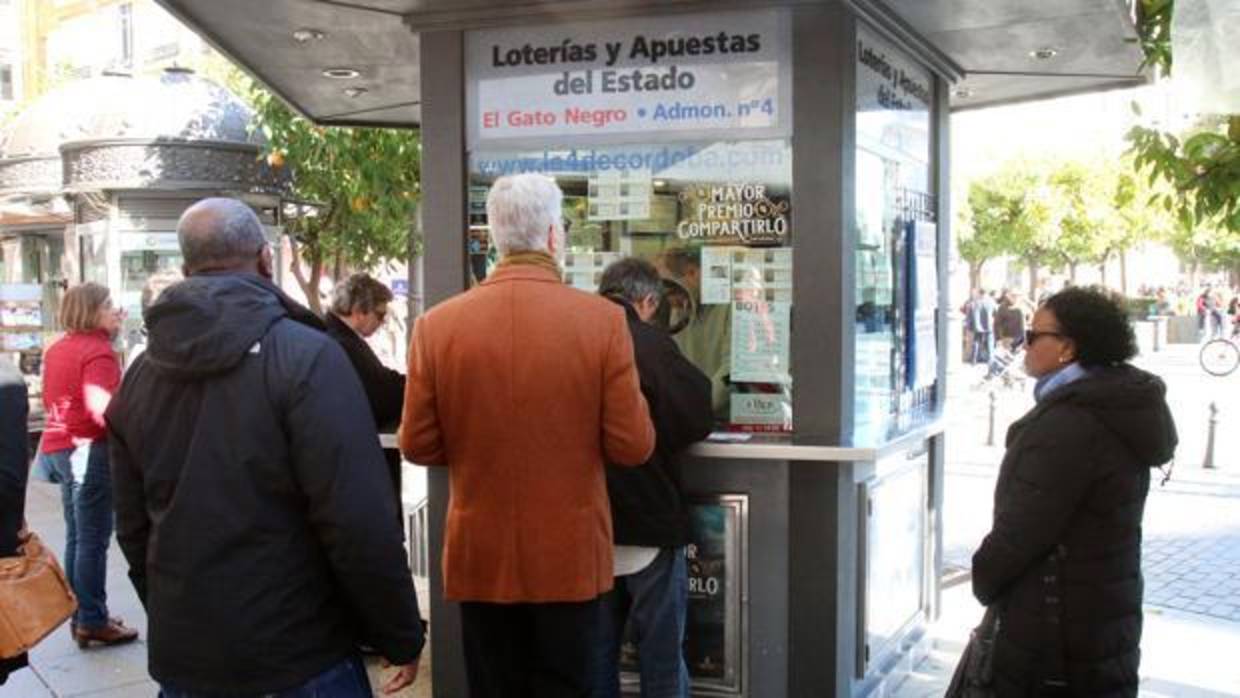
36;283;138;648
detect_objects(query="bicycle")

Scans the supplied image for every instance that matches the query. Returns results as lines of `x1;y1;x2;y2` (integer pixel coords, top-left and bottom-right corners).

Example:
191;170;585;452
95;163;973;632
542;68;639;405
1199;335;1240;377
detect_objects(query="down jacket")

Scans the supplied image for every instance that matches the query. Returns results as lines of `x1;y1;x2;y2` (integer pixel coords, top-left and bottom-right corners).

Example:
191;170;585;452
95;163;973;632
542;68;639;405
973;364;1177;698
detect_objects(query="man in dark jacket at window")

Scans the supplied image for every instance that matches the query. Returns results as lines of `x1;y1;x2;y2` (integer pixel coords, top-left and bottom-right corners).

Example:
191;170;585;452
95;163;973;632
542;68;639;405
324;272;405;506
106;198;424;696
594;257;714;698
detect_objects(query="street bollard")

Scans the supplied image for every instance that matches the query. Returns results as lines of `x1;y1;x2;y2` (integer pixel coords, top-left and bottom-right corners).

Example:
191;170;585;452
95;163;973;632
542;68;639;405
1204;402;1219;469
986;391;997;447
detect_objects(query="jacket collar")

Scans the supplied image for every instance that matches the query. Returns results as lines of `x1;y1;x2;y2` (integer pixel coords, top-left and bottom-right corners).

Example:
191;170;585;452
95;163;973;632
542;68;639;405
605;295;641;323
480;263;564;286
324;311;363;340
196;271;326;333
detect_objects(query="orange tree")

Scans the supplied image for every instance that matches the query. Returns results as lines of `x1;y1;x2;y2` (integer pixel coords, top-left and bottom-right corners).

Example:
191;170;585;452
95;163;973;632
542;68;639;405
250;89;421;312
1127;0;1240;235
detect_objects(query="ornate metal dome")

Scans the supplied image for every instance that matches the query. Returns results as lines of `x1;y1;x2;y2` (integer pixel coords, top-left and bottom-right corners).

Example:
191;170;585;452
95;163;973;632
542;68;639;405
0;68;284;197
1;68;260;159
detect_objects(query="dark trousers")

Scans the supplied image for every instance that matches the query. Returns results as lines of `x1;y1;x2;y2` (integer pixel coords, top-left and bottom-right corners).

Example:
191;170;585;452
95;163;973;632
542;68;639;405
461;596;603;698
159;654;371;698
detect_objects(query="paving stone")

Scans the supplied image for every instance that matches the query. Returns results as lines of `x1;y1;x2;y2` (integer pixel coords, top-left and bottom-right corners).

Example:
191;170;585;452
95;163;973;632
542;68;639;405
0;667;55;697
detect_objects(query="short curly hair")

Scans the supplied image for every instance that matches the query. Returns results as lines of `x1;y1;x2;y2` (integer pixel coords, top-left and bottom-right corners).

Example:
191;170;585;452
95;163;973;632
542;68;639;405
1041;286;1137;367
330;273;394;316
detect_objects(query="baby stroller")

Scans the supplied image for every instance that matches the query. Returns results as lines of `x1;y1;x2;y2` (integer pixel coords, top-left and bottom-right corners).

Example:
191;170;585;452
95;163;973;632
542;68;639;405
978;336;1027;390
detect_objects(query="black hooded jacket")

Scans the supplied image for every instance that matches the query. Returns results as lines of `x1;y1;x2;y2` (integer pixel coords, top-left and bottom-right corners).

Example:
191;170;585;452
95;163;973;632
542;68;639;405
106;273;423;694
972;364;1177;698
605;299;713;548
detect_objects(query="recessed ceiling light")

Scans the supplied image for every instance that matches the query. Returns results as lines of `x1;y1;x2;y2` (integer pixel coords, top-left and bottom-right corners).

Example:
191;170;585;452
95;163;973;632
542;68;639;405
344;87;368;98
293;28;325;43
322;67;361;79
653;179;666;188
1030;47;1059;60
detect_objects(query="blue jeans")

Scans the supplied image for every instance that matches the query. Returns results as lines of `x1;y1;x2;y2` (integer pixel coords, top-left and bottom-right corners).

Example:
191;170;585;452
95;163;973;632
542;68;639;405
593;547;690;698
37;442;113;630
158;655;372;697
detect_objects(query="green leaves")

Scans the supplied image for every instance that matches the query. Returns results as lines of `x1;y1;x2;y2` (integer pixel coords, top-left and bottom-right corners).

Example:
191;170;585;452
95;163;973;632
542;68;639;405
1128;0;1240;237
250;86;422;273
958;157;1176;275
1127;118;1240;235
1136;0;1174;76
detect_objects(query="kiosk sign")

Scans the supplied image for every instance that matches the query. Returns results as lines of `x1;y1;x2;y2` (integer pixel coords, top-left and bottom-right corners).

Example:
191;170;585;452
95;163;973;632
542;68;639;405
466;9;791;147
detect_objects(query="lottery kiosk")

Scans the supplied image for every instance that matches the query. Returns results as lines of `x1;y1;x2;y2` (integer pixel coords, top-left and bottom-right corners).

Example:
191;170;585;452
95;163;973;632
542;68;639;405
156;1;1148;695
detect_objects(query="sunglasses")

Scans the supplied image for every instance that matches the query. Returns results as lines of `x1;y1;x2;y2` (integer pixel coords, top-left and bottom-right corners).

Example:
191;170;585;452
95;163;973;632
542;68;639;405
1025;329;1064;346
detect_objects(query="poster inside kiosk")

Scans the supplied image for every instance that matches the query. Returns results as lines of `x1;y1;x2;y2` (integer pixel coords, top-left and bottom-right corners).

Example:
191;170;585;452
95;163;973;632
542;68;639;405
466;9;792;147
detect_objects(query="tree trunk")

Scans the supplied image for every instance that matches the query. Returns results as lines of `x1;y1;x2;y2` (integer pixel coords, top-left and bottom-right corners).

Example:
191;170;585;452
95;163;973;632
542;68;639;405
1099;261;1108;287
1120;250;1130;296
1068;262;1078;284
1027;259;1040;299
968;260;983;292
288;238;325;314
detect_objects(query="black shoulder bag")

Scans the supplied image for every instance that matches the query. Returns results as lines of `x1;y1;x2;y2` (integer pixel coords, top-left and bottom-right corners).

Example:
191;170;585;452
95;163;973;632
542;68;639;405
946;604;1000;698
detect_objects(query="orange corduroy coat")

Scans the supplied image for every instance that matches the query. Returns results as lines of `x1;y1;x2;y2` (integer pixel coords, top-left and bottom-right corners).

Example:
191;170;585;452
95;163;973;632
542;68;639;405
399;263;655;603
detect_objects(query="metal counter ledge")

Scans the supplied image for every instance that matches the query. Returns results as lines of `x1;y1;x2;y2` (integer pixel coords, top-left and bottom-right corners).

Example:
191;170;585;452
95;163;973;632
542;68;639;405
380;420;945;463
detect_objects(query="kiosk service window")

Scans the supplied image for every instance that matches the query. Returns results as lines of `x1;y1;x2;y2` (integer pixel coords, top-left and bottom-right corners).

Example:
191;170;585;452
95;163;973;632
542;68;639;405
466;9;794;434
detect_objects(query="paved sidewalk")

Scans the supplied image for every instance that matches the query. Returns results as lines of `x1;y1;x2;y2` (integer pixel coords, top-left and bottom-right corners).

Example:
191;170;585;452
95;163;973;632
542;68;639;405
892;580;1240;697
2;480;432;698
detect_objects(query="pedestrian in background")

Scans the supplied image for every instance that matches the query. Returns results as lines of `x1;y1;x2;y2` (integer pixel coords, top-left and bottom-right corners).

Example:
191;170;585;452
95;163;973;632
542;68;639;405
126;268;182;370
965;288;995;363
400;173;655;698
1;357;31;684
970;286;1177;697
324;272;405;507
593;257;713;698
993;291;1026;351
35;282;137;648
107;198;423;696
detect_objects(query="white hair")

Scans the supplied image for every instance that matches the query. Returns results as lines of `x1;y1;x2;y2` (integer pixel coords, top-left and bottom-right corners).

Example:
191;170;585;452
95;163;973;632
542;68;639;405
485;174;563;257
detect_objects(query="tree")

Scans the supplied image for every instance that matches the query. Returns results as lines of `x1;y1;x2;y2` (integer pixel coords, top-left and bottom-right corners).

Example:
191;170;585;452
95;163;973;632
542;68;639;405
1111;163;1174;292
1047;161;1115;283
955;203;1004;291
250;89;421;313
960;162;1061;296
1126;0;1240;234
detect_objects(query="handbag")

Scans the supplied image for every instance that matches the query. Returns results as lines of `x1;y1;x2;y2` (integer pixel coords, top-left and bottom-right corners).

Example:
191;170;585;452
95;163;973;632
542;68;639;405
0;529;78;659
946;605;1000;698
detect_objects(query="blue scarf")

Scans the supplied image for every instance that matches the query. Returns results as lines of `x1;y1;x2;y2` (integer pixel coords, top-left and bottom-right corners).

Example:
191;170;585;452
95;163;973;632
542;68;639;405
1034;362;1091;403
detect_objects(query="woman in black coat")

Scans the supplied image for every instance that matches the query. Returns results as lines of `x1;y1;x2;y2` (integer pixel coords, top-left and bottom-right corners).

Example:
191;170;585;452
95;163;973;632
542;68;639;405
972;287;1177;698
1;357;30;684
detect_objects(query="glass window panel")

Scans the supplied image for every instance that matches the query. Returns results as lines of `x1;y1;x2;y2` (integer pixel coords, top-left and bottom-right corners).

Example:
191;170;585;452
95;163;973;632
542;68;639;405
468;140;792;432
854;26;937;445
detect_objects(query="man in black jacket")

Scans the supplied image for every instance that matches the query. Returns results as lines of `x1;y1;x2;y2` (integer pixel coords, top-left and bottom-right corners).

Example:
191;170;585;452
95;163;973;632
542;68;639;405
106;198;423;696
0;357;30;685
594;257;714;698
324;272;405;506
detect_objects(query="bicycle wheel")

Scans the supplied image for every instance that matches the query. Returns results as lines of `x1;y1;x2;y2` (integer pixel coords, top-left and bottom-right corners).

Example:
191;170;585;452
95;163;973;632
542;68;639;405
1199;339;1240;377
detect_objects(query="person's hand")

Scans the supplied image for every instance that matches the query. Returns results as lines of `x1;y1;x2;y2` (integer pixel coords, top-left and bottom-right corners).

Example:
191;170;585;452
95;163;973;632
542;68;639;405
380;657;420;694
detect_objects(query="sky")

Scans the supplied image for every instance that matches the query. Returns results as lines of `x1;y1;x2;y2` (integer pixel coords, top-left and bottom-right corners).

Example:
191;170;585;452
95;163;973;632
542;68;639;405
950;81;1192;191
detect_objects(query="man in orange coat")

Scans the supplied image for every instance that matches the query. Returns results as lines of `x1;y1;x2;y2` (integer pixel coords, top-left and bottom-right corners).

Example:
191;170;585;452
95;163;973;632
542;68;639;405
399;173;655;698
